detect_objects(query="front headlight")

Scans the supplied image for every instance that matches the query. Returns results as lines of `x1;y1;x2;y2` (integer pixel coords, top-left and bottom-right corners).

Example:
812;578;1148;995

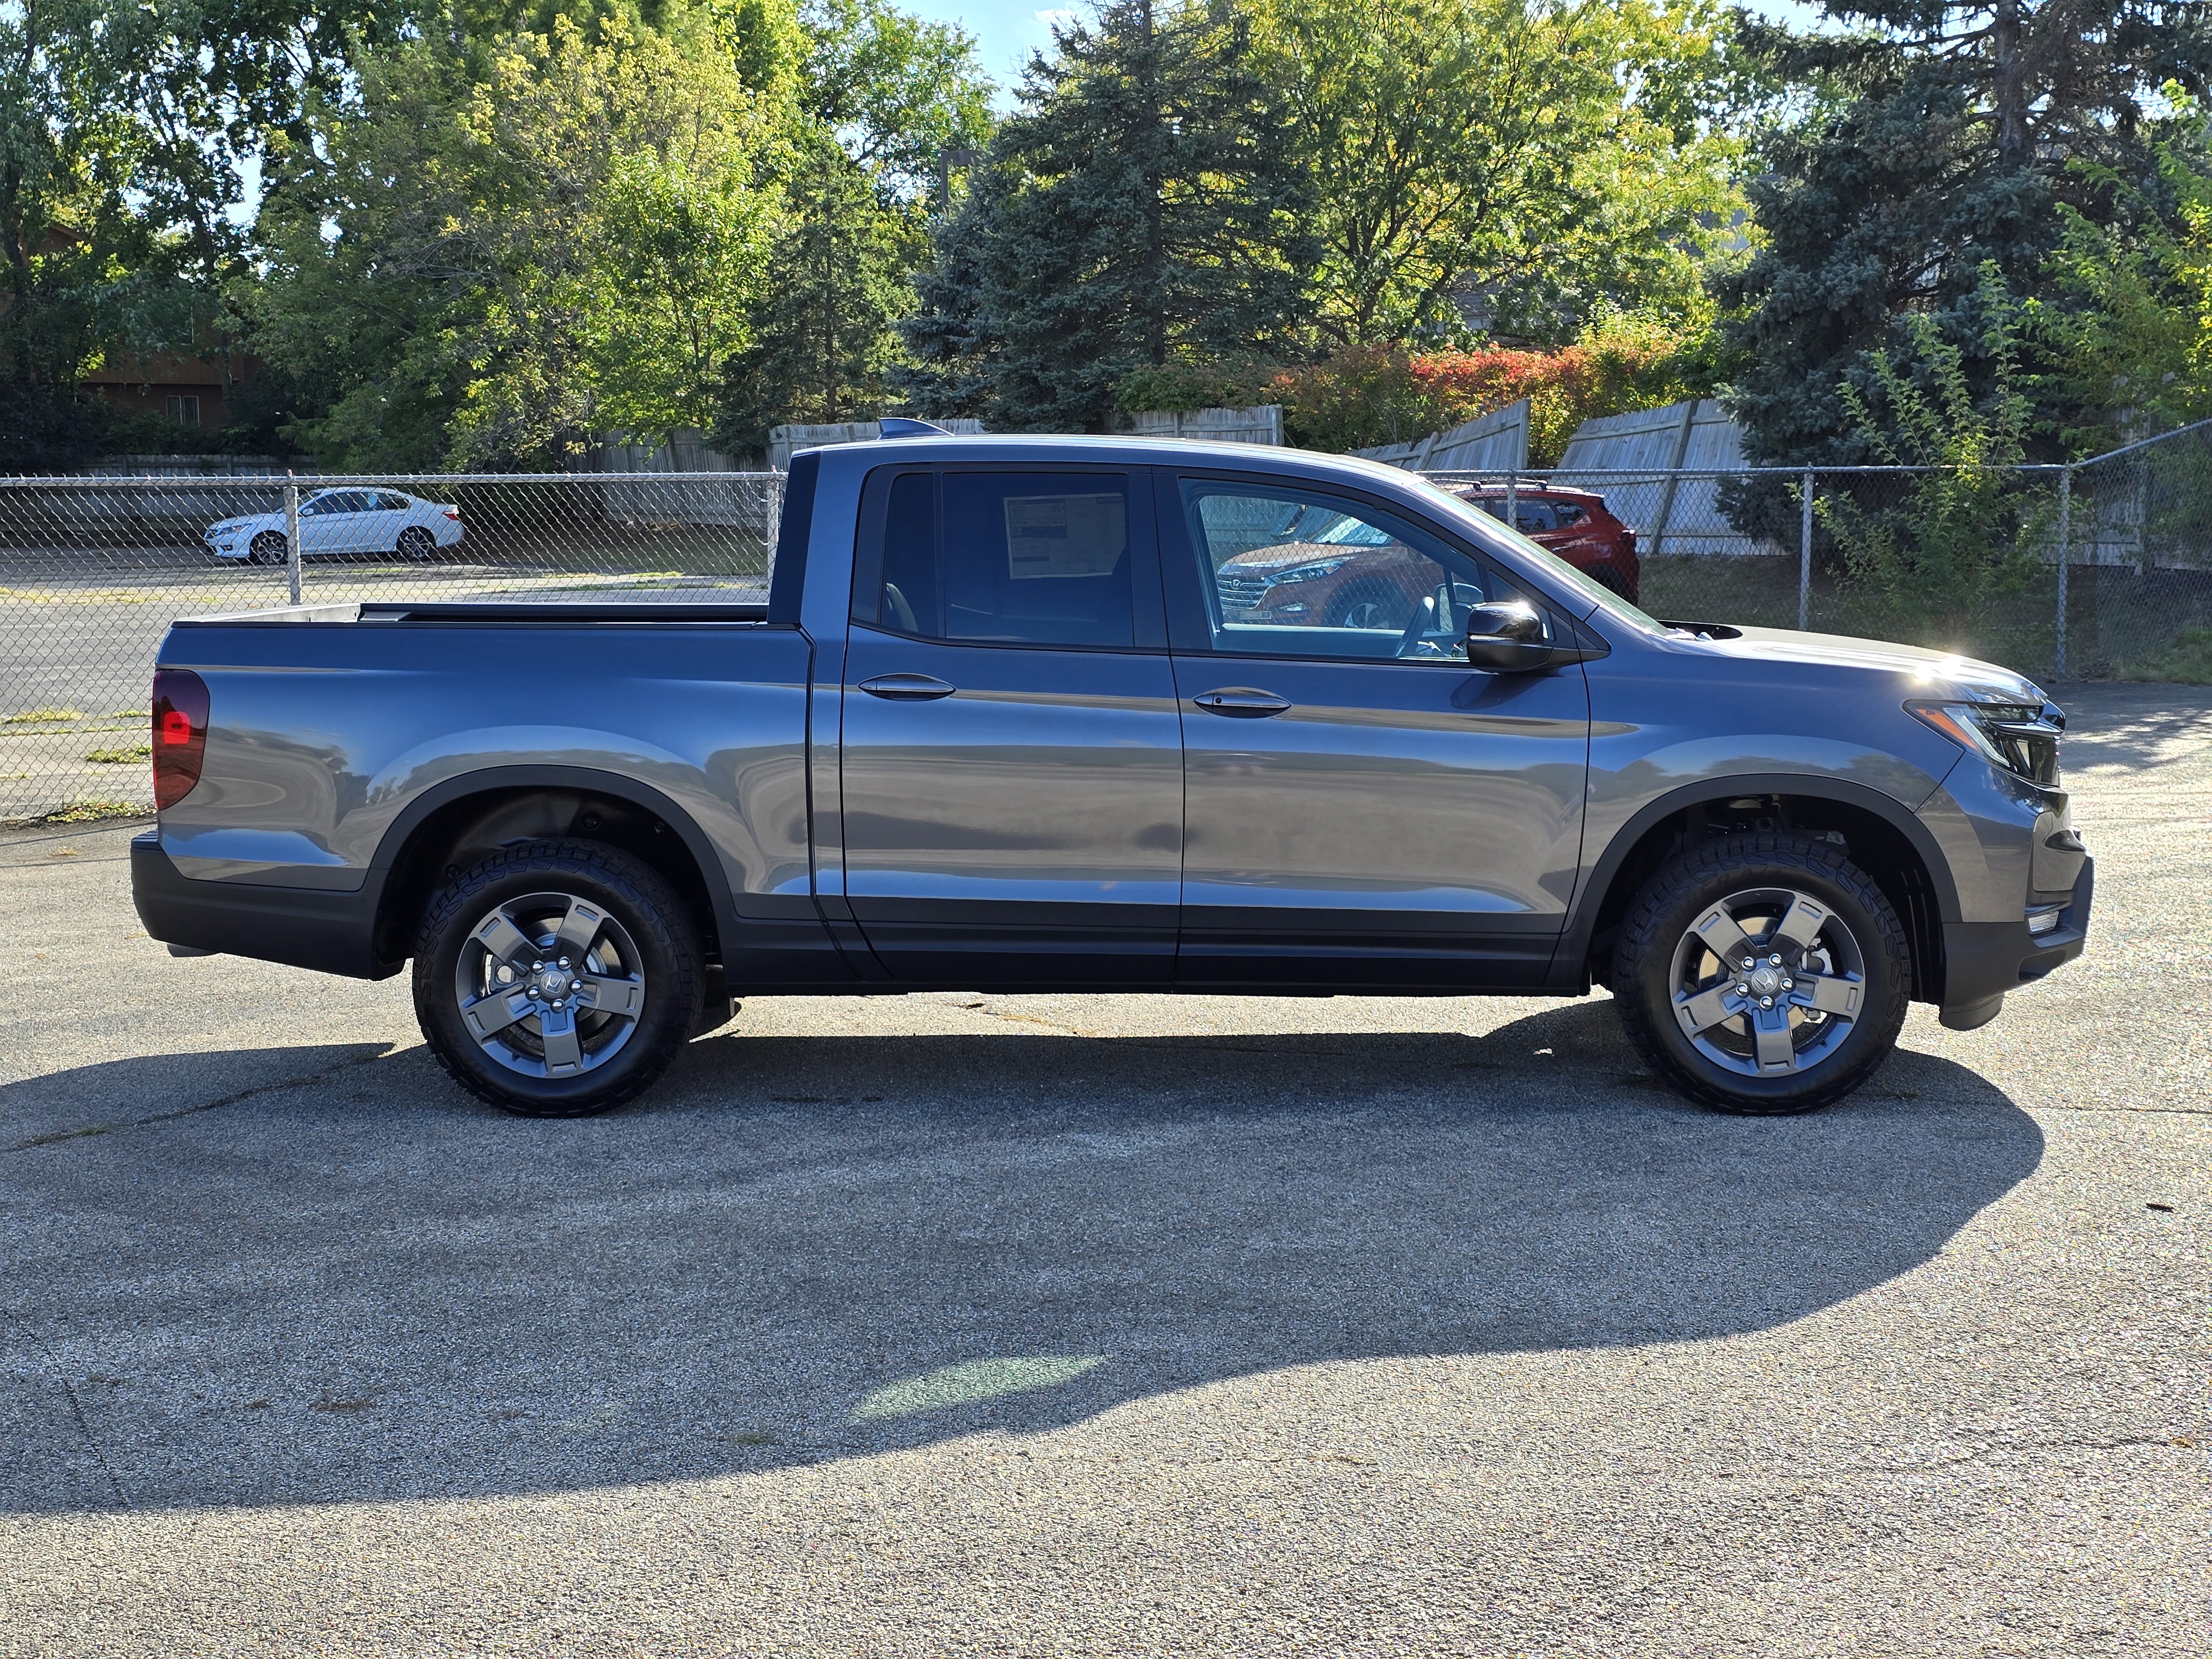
1270;557;1350;586
1908;699;2064;785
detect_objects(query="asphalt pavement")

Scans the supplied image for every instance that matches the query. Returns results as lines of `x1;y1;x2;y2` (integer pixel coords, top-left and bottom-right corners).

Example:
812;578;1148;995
1;682;2205;1656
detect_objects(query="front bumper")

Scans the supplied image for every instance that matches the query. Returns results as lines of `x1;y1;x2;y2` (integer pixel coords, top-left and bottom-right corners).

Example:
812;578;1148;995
1938;856;2094;1030
132;832;399;979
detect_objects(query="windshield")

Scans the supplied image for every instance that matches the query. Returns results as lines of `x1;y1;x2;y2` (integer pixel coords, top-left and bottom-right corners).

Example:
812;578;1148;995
1418;479;1671;633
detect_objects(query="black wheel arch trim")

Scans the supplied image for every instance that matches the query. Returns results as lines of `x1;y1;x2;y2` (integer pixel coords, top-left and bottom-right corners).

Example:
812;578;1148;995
366;765;742;969
1553;773;1961;986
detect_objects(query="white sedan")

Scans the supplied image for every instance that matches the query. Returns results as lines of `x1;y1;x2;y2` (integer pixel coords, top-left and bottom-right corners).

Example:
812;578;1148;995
204;488;466;564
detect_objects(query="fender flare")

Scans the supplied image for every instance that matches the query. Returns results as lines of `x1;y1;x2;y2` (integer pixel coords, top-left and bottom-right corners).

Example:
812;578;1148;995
1556;771;1960;979
364;764;742;965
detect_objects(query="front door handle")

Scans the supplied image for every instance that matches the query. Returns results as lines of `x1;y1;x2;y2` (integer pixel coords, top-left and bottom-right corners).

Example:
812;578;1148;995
1192;687;1291;718
858;673;957;701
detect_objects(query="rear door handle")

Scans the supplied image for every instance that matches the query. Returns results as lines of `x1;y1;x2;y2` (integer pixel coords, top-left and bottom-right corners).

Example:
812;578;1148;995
1192;687;1291;717
858;673;957;701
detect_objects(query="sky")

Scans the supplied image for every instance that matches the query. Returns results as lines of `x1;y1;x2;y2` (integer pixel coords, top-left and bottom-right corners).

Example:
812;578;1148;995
896;0;1838;104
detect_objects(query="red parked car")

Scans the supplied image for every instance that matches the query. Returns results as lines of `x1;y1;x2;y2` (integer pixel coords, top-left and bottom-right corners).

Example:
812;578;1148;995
1212;484;1640;633
1448;483;1640;602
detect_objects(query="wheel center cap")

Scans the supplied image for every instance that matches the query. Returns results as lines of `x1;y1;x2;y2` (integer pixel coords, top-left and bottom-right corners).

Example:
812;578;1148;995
1748;965;1782;997
538;971;570;998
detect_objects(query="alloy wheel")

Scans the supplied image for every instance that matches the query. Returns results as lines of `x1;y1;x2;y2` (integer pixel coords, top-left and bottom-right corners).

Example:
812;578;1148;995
452;891;647;1079
1667;885;1866;1077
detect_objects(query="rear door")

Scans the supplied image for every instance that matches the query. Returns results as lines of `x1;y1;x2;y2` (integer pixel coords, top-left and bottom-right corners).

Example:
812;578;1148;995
838;465;1183;984
1162;471;1592;990
362;491;413;554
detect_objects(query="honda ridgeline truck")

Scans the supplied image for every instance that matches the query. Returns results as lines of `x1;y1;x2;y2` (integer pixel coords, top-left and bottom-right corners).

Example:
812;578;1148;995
133;431;2093;1118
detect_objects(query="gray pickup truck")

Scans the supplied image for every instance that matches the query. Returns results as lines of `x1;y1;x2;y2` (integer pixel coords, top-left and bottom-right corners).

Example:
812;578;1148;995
134;432;2092;1118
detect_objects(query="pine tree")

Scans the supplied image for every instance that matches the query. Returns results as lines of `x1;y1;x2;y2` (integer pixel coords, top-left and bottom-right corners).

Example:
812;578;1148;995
898;0;1313;431
716;135;923;446
1724;1;2212;465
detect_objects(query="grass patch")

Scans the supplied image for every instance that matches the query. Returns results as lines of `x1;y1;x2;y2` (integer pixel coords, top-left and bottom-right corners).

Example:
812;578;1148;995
28;799;147;825
2;723;145;739
2111;624;2212;685
108;708;149;718
85;743;152;764
3;707;82;724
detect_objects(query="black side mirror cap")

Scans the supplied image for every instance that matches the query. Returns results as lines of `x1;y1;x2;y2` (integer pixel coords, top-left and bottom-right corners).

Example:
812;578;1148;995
1464;601;1608;672
1464;637;1559;671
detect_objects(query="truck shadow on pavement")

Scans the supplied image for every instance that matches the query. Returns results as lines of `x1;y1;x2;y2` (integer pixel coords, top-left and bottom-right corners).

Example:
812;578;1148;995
3;1000;2043;1514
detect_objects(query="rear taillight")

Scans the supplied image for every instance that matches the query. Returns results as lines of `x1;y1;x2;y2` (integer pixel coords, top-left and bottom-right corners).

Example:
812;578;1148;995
152;667;210;810
441;507;461;520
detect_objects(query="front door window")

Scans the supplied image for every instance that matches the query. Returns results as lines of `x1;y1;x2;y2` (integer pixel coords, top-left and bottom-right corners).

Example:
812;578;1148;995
1182;482;1516;662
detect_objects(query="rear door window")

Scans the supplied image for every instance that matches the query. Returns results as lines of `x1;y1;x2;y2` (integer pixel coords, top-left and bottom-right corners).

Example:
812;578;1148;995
855;470;1142;649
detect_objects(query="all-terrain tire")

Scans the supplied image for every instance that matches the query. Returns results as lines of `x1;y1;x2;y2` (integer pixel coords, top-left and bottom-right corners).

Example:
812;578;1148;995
413;838;701;1117
1613;831;1911;1115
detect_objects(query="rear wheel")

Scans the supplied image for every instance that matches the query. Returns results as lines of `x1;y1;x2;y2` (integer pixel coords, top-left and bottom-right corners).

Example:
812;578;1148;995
397;525;436;562
1613;832;1910;1114
413;839;701;1117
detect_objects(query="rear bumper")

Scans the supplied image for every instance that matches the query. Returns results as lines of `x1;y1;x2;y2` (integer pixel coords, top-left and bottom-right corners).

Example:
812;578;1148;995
1938;857;2093;1030
132;832;399;980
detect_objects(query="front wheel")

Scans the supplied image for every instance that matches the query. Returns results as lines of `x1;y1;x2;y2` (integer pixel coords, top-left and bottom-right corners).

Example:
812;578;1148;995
248;531;288;565
1613;832;1911;1114
413;839;701;1117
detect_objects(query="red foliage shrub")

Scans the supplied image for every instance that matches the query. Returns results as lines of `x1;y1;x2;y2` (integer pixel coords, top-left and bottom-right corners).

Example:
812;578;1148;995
1269;334;1701;463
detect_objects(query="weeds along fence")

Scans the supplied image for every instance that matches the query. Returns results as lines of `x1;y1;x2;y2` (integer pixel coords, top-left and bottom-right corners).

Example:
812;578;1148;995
1432;419;2212;688
3;427;2210;823
0;472;782;823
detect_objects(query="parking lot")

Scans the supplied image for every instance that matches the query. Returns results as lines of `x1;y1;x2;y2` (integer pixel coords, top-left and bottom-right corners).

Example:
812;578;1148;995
2;681;2205;1657
0;554;770;821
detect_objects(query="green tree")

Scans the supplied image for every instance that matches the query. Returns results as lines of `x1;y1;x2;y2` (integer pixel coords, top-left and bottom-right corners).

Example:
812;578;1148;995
900;0;1314;431
716;135;924;443
1724;1;2212;468
3;0;385;463
1817;266;2048;652
799;0;995;197
1248;0;1749;349
708;0;993;444
249;11;782;468
2033;96;2212;445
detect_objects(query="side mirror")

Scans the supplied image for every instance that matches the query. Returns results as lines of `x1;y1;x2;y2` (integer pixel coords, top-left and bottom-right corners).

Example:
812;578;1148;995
1464;601;1556;672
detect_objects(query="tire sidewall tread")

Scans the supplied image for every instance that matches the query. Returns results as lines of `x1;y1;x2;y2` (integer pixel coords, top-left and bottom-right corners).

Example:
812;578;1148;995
411;838;701;1118
1613;831;1911;1115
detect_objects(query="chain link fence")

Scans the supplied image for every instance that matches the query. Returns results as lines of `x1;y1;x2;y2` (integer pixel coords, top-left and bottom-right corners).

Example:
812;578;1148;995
0;472;781;823
5;424;2209;823
1433;418;2212;684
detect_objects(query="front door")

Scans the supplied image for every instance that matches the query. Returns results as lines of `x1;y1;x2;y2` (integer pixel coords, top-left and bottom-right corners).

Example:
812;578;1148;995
839;465;1182;984
295;489;352;554
1161;473;1591;989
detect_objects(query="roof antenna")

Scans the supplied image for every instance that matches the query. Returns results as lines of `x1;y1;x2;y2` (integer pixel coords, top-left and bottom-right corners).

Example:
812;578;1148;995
878;418;951;440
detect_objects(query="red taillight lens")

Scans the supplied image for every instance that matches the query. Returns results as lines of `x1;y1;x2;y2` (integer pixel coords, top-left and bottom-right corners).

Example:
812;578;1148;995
441;507;461;520
151;668;210;810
